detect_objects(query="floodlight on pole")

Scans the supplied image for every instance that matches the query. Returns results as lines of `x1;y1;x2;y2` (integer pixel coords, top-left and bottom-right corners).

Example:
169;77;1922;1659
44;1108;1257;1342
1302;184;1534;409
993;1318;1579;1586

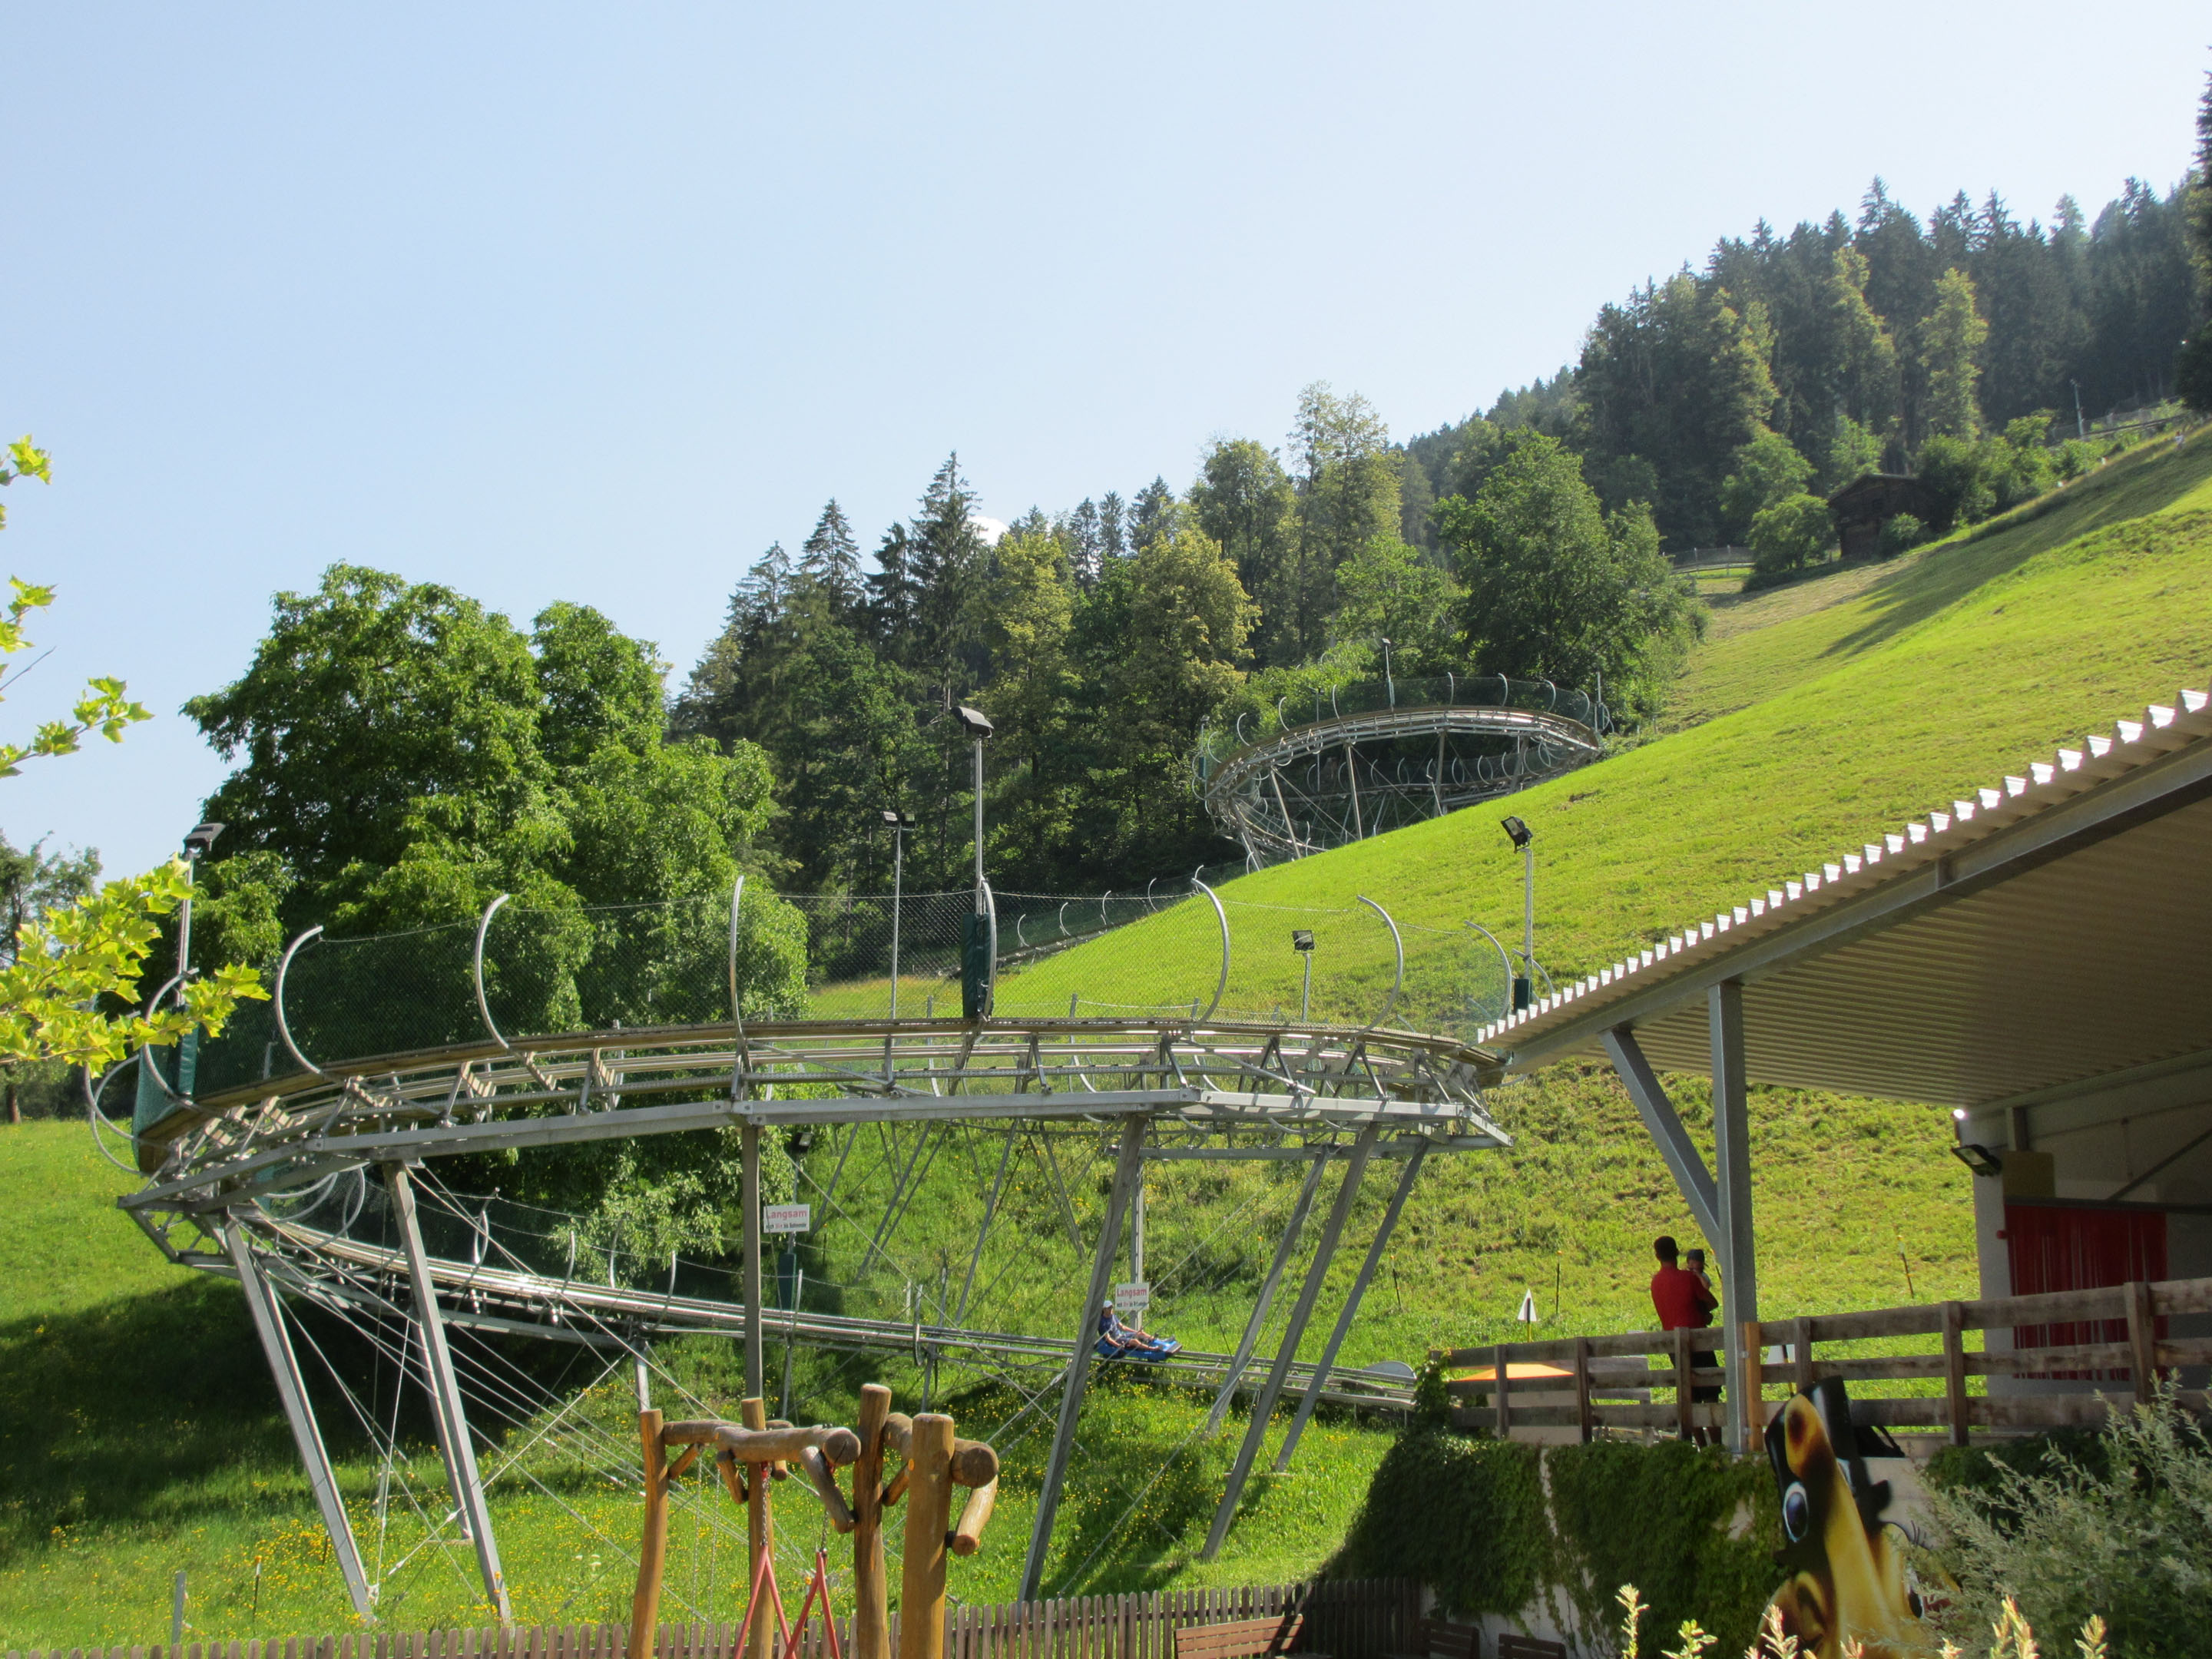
882;810;916;1020
1500;816;1534;1010
957;706;993;903
1291;929;1316;1022
174;823;225;1001
1376;638;1394;707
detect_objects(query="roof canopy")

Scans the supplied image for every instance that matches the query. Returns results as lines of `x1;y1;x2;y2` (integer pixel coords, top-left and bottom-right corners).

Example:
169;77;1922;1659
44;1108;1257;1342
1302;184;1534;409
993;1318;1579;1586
1482;688;2212;1109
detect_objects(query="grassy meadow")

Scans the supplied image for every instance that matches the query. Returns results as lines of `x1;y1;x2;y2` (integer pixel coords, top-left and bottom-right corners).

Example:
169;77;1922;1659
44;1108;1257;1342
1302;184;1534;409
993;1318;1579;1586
7;426;2212;1641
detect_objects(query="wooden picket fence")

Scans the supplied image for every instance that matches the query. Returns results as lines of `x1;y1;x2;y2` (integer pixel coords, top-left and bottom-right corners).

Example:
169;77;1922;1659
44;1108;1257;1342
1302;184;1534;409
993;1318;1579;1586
5;1578;1419;1659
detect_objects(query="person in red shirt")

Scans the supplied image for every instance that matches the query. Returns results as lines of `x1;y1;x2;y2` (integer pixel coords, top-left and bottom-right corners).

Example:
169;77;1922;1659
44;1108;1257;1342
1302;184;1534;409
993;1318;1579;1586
1650;1234;1720;1443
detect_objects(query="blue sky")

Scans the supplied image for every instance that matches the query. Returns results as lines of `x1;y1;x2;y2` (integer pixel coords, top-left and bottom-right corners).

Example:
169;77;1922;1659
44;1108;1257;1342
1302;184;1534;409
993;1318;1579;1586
5;4;2206;877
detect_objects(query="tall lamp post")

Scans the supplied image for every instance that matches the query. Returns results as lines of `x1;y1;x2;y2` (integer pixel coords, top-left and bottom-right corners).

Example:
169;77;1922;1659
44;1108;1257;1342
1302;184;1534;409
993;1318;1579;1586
956;706;994;1018
1291;929;1316;1022
1500;815;1535;1011
882;810;915;1019
139;823;224;1121
1376;637;1394;707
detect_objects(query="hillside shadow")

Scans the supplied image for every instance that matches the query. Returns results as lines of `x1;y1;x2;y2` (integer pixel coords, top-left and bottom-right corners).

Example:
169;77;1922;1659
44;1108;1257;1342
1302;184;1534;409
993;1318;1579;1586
1820;434;2212;663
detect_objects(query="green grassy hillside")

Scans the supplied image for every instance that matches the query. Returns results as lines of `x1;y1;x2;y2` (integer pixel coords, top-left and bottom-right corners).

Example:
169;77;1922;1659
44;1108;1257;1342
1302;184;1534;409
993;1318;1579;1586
7;426;2210;1641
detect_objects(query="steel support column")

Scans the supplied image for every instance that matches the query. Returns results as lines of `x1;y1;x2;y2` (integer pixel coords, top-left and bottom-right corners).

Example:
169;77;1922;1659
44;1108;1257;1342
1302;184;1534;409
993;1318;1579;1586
1272;1138;1428;1469
743;1122;764;1399
1020;1112;1148;1601
386;1164;512;1620
1709;980;1759;1454
1600;1026;1721;1246
224;1222;373;1615
1200;1124;1377;1561
1202;1150;1331;1435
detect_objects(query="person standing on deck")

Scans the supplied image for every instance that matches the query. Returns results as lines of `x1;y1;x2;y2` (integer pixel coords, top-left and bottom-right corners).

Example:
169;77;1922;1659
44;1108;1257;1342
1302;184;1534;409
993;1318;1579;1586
1650;1234;1719;1444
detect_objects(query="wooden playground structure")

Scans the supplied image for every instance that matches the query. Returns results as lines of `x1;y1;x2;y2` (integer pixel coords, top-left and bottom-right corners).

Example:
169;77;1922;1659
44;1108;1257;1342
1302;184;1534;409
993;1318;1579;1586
631;1382;1000;1659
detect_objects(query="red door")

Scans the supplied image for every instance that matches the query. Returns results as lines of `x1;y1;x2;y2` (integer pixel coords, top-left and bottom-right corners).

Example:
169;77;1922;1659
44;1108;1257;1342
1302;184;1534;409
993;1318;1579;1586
2005;1202;2166;1376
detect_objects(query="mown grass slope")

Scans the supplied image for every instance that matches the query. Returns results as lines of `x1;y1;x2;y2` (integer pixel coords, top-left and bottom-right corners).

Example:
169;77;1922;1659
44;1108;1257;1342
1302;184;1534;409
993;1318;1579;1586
8;427;2211;1641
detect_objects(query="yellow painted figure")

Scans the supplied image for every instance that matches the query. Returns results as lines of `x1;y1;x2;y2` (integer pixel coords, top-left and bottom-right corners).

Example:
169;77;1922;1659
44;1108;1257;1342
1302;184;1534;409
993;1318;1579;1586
1765;1381;1926;1658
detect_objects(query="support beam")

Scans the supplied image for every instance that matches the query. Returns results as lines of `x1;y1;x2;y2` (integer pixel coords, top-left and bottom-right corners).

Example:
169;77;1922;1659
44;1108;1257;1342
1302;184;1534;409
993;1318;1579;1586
1203;1151;1331;1435
1709;980;1759;1455
743;1122;763;1399
224;1222;373;1615
1601;1027;1721;1245
1201;1124;1377;1561
1272;1139;1427;1469
1020;1112;1148;1601
386;1164;512;1621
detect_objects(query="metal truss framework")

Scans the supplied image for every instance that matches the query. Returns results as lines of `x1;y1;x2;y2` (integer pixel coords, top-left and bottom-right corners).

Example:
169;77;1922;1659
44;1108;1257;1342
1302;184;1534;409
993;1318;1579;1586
119;1013;1505;1601
1199;704;1604;860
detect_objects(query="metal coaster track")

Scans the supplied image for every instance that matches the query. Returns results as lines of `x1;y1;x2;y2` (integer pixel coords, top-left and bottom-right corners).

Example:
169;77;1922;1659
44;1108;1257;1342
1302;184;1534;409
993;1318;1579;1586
1194;677;1607;859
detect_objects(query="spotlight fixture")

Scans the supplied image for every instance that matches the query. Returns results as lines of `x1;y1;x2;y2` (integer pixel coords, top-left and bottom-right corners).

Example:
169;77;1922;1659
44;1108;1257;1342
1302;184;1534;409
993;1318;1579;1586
1950;1143;2004;1178
955;705;994;740
1290;930;1316;952
182;823;225;859
1499;816;1532;849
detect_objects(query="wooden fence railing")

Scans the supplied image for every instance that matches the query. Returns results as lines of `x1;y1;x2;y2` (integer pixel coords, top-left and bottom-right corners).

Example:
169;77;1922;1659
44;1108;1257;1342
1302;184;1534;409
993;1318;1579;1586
1436;1273;2212;1447
3;1578;1420;1659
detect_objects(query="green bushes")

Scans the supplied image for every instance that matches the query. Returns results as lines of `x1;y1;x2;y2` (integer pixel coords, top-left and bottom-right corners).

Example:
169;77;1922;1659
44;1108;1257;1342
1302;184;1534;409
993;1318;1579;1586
1922;1395;2212;1658
1327;1430;1778;1656
1747;493;1837;581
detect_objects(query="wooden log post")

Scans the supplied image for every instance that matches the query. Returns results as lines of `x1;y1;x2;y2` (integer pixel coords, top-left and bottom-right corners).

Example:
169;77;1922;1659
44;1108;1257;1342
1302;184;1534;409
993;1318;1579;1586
1572;1337;1593;1445
1740;1319;1764;1445
1793;1316;1813;1396
744;1396;774;1659
1492;1343;1510;1439
1941;1301;1970;1446
629;1408;669;1659
854;1383;893;1659
2124;1280;2157;1406
1673;1326;1694;1440
899;1414;957;1659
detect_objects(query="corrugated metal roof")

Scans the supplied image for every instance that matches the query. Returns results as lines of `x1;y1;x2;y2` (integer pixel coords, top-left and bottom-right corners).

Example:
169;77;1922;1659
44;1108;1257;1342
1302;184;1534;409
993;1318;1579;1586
1483;687;2212;1107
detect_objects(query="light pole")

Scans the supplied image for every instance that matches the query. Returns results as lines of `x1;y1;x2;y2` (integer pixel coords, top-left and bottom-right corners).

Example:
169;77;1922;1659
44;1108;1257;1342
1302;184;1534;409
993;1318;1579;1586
174;823;224;992
955;706;994;1018
1500;816;1534;1010
2070;379;2085;442
882;810;915;1020
1377;637;1395;707
1292;929;1315;1023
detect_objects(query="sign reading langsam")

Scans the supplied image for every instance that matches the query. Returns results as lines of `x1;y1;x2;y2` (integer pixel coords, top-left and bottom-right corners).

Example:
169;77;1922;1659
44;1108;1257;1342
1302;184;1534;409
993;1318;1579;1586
763;1204;811;1235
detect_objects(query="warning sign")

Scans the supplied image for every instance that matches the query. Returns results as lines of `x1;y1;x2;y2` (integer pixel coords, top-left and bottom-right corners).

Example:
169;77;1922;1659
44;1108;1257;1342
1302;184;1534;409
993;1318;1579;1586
763;1204;811;1235
1113;1282;1151;1316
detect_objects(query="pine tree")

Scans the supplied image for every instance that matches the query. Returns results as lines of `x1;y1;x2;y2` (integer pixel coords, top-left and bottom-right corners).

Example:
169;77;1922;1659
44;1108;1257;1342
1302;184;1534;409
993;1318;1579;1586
865;524;920;655
1061;498;1103;586
1919;268;1990;440
1131;476;1177;554
797;499;864;613
1097;492;1127;561
908;454;988;690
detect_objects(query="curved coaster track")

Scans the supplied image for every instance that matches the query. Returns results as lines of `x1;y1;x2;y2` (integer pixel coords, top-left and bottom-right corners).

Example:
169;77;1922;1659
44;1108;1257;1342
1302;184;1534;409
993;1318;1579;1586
108;985;1505;1617
1194;674;1608;859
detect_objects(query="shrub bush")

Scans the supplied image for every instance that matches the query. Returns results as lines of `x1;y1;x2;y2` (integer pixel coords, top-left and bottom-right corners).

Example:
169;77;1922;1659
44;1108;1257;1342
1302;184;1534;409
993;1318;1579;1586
1922;1392;2212;1657
1748;492;1837;581
1876;512;1927;558
1327;1430;1776;1654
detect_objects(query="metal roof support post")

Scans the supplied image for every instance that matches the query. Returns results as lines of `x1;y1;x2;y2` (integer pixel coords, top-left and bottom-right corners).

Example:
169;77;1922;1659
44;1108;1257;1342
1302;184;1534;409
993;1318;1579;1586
1710;979;1759;1455
385;1163;512;1620
1272;1137;1429;1470
1599;1027;1722;1246
1020;1111;1148;1601
743;1121;764;1399
1203;1147;1332;1434
1201;1123;1378;1561
223;1221;373;1615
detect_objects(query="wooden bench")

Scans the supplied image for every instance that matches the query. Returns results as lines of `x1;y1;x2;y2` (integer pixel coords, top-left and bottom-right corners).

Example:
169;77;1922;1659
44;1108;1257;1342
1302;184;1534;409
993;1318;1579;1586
1495;1637;1565;1659
1175;1614;1323;1659
1386;1618;1481;1659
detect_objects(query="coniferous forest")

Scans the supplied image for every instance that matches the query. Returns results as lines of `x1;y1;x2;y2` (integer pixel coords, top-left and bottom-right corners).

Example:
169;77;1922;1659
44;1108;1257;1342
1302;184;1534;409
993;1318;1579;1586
177;131;2211;942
